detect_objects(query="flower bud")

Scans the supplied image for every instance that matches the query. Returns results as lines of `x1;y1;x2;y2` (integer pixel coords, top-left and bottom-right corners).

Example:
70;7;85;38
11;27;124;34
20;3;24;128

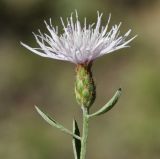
75;64;96;108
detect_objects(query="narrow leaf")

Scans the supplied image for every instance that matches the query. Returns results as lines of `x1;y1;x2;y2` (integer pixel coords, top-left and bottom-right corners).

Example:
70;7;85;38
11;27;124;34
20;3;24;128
35;106;81;140
89;88;122;117
72;119;81;159
35;106;58;126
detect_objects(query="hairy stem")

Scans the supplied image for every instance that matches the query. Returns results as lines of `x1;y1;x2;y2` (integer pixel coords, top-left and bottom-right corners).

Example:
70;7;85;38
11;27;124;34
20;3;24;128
80;106;89;159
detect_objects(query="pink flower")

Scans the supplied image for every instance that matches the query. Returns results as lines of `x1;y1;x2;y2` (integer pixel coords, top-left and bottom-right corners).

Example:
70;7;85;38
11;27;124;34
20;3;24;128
21;11;136;64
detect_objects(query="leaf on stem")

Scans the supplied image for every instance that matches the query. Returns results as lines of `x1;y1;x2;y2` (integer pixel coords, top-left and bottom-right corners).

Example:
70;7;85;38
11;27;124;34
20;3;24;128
89;88;122;117
72;119;81;159
35;106;81;140
35;106;59;127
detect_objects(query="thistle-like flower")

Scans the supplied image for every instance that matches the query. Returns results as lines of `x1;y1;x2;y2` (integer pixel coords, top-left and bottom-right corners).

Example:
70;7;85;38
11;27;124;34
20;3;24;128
22;12;137;159
21;11;136;108
21;11;136;65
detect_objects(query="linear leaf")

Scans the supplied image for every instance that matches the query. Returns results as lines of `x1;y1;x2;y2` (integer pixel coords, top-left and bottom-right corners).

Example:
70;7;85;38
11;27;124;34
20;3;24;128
72;119;81;159
35;106;81;140
89;88;122;117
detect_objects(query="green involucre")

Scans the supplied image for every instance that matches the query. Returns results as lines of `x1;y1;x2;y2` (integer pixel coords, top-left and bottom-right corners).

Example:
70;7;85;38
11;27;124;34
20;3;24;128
75;64;95;108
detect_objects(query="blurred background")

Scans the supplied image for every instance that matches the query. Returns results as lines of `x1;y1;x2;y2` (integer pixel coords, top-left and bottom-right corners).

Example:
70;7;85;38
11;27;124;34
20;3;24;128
0;0;160;159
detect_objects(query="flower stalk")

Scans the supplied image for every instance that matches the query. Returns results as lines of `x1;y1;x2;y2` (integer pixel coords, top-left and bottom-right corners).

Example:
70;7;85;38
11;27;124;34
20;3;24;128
80;106;89;159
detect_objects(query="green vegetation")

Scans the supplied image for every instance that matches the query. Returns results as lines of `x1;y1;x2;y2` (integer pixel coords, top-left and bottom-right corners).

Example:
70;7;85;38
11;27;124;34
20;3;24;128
0;0;160;159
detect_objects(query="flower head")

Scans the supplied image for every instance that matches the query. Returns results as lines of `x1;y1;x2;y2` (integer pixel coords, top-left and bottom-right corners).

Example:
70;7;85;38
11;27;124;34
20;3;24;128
21;11;136;65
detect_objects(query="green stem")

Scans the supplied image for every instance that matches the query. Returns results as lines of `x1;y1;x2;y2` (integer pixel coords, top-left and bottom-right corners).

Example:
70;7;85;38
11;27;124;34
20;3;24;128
80;106;89;159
